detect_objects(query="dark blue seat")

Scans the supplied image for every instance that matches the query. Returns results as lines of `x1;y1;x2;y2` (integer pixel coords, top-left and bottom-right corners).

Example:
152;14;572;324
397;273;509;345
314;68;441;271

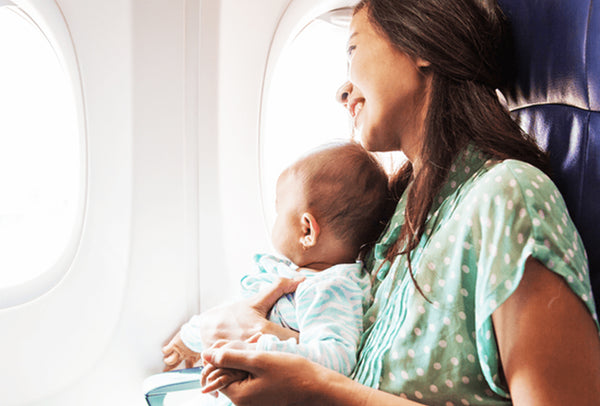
498;0;600;311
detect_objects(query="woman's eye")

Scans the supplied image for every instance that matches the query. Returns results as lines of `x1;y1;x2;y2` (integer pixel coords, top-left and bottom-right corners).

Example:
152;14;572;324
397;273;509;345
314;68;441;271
347;45;356;59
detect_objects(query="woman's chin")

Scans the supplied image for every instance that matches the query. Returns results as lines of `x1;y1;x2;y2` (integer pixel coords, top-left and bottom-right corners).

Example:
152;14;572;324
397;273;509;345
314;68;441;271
355;133;379;152
351;126;369;148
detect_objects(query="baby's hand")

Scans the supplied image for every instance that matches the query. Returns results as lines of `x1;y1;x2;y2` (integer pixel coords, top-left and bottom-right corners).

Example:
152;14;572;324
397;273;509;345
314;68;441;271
162;331;201;371
200;364;249;395
200;336;260;395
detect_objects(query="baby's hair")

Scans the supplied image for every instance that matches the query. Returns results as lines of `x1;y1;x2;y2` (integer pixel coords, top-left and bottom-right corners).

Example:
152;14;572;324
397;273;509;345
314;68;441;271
291;141;394;259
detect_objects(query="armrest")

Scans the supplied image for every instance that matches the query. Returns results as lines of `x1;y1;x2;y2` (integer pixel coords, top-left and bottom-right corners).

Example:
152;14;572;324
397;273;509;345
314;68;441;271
143;367;204;406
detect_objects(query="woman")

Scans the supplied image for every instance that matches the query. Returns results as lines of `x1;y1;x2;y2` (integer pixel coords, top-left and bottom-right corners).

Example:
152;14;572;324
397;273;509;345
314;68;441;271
192;0;600;404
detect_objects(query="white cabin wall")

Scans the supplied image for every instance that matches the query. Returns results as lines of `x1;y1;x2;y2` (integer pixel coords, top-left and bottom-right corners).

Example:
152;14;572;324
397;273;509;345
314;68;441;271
212;0;289;302
3;0;363;403
1;0;134;403
20;0;194;404
13;0;284;404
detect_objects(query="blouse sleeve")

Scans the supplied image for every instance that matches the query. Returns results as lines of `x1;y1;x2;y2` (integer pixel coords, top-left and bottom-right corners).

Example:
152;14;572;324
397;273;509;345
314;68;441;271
470;160;599;396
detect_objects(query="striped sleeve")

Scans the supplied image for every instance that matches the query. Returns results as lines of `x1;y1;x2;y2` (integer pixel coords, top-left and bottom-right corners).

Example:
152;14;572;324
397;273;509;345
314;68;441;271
255;275;365;376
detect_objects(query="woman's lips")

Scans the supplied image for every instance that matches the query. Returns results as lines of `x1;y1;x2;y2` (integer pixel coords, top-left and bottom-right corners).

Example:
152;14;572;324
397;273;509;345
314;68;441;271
351;101;364;129
353;101;363;117
349;99;363;117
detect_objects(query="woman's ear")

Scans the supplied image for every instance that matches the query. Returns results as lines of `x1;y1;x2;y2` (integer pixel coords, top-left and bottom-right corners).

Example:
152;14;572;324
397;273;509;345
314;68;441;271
415;56;431;69
414;57;432;76
299;212;320;249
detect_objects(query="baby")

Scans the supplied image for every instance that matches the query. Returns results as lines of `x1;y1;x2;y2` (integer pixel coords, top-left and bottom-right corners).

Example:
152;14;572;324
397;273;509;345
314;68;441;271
162;141;392;393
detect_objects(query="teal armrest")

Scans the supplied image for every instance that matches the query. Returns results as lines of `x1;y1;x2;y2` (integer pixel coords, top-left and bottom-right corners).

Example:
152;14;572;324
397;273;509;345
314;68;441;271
144;367;204;406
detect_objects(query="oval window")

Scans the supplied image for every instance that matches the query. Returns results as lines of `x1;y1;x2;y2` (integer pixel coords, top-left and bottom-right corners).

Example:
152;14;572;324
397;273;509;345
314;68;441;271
260;15;351;229
0;5;83;292
260;7;405;233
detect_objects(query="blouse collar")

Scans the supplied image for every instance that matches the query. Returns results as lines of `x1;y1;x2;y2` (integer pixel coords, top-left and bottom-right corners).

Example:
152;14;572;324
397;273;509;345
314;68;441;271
373;144;491;280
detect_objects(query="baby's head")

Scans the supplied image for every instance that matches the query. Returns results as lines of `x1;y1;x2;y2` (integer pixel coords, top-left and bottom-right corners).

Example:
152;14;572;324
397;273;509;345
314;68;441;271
272;141;392;269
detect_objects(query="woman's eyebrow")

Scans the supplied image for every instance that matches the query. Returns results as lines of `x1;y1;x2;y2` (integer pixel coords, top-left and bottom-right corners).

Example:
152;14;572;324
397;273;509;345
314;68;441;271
347;32;359;45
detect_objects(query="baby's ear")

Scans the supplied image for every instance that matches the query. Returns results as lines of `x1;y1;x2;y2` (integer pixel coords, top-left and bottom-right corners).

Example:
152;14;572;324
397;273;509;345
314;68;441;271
299;212;320;249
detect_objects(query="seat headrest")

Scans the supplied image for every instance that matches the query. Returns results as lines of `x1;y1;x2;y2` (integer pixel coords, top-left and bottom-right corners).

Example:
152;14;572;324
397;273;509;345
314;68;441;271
500;0;599;110
498;0;600;310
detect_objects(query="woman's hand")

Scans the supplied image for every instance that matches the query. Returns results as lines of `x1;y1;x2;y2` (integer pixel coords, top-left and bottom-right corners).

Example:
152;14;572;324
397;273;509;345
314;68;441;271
195;276;304;348
201;348;424;406
201;348;323;406
161;331;202;371
200;336;260;395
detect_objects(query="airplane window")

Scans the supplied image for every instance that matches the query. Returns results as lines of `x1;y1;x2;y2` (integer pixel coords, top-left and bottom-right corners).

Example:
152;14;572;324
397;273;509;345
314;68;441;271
0;6;82;289
261;17;350;229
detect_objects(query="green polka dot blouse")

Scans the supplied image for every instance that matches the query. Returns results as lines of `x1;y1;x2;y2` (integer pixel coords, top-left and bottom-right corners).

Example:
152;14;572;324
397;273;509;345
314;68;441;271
352;145;599;405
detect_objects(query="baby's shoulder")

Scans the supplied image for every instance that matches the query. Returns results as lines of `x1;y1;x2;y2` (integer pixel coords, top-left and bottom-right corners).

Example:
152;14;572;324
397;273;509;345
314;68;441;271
297;263;369;295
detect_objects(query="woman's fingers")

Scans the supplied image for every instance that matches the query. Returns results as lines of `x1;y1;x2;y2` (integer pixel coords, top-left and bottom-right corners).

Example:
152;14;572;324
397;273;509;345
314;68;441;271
202;368;232;393
251;276;304;315
203;349;259;374
245;332;263;343
202;368;248;394
208;339;229;350
200;363;217;387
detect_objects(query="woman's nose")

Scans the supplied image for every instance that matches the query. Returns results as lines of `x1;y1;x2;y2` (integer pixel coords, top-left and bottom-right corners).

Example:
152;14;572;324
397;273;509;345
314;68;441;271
336;81;352;104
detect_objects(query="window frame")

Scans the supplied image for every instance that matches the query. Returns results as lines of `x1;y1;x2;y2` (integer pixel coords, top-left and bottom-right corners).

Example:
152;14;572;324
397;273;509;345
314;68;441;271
258;0;356;236
0;0;87;308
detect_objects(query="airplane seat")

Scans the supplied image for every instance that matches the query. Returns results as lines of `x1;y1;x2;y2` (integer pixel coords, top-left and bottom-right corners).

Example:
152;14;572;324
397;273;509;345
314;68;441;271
497;0;600;312
143;0;600;402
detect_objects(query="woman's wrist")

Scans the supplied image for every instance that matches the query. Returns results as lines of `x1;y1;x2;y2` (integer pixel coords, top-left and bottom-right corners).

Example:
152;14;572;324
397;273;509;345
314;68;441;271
296;362;368;406
322;372;367;406
260;319;300;342
289;357;337;405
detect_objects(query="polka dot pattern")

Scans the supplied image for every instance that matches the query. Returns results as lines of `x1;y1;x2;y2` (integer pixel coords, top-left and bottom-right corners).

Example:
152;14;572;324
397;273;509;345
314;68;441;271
353;145;598;405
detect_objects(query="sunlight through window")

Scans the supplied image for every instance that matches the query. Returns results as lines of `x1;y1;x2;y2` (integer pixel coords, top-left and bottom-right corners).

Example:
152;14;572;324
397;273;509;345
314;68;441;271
0;6;82;288
261;18;351;230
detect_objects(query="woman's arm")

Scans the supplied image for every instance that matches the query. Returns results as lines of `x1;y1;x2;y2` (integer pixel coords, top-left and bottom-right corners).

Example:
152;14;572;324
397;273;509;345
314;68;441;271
162;277;302;371
194;276;302;348
492;257;600;405
202;349;424;406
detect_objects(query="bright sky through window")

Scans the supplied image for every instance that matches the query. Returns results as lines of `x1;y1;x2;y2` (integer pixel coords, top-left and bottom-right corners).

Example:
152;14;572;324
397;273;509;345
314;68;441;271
0;7;81;287
261;19;351;230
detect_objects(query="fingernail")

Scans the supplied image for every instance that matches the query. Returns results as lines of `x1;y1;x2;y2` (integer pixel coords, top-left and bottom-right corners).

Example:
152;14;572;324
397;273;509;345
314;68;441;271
202;351;213;363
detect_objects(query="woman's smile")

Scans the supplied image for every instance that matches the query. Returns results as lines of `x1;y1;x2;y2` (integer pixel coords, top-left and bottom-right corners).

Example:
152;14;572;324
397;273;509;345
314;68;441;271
336;9;432;157
350;99;364;131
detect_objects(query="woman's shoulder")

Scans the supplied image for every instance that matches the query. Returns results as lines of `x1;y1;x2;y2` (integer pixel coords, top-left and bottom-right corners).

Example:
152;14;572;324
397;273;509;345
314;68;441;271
466;158;560;206
477;158;551;187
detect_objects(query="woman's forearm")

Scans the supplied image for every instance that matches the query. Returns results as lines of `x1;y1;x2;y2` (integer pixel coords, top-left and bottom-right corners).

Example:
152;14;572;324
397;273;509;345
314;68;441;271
196;277;303;347
309;366;425;406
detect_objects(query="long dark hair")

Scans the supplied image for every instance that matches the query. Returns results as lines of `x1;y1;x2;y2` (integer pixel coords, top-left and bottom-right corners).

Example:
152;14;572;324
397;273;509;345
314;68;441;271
354;0;549;292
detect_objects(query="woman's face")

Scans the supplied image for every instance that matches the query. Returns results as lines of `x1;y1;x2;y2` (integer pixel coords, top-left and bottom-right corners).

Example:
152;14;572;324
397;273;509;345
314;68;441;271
337;9;432;161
